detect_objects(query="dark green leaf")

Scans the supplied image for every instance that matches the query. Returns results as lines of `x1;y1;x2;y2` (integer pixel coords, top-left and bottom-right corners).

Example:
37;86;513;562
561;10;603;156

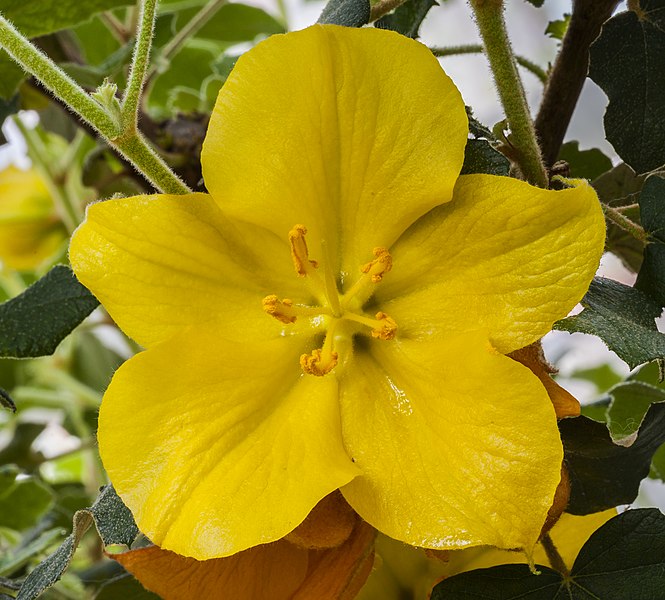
604;381;665;445
0;265;99;359
650;443;665;479
524;0;545;6
558;141;612;181
560;403;665;514
0;466;53;530
589;1;665;173
545;13;570;40
460;139;510;176
375;0;438;38
0;0;134;38
71;331;124;393
636;175;665;305
0;387;15;412
94;573;161;600
554;277;665;369
431;509;665;599
318;0;370;27
17;485;138;600
466;108;495;140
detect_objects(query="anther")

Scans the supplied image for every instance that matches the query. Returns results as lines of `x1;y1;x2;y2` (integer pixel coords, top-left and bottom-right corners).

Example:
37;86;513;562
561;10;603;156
371;312;398;340
289;224;318;277
300;348;339;376
262;295;297;324
360;247;392;283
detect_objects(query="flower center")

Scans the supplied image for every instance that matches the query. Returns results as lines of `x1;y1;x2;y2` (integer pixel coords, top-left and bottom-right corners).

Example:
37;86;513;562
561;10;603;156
262;224;398;376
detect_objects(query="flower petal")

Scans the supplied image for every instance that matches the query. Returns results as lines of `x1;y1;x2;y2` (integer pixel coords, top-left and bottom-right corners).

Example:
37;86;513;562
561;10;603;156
99;326;359;559
69;193;304;348
377;175;605;354
339;332;563;552
202;25;467;273
112;518;375;600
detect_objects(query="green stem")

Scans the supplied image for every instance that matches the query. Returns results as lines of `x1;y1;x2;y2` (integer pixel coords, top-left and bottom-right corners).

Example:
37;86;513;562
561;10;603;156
0;14;119;139
370;0;409;21
0;11;191;195
603;203;648;242
431;44;547;83
99;11;130;43
468;0;548;187
122;0;158;130
146;0;228;85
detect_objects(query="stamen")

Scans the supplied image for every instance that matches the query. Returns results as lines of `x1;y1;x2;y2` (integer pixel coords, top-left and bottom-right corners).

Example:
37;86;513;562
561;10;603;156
345;311;398;340
289;224;318;277
300;320;339;376
263;295;329;324
361;247;392;283
262;295;297;324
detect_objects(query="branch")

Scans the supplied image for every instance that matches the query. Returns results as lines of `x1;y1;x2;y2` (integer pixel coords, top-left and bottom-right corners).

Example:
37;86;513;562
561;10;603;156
534;0;620;169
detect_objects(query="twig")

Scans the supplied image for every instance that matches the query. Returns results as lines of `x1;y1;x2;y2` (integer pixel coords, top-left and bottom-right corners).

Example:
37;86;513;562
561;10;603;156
534;0;620;168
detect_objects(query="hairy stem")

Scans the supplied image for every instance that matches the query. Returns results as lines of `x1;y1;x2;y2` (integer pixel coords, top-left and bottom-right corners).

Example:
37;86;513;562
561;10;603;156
431;44;547;83
468;0;548;187
122;0;159;129
0;10;191;195
534;0;620;168
146;0;228;85
541;533;571;577
603;203;648;242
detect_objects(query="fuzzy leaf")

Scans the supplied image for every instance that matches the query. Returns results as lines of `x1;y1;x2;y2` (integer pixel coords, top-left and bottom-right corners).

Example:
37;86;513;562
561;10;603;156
318;0;370;26
589;0;665;173
0;266;99;359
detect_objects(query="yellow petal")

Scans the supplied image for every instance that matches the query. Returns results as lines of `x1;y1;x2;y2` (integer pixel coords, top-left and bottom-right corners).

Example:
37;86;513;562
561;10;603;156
377;175;605;354
339;331;563;552
69;193;304;348
443;509;617;576
99;326;359;559
0;167;66;270
112;517;375;600
202;25;467;274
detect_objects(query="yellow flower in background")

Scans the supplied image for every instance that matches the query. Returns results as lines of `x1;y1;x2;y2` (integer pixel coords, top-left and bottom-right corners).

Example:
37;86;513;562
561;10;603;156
69;25;605;561
0;166;66;270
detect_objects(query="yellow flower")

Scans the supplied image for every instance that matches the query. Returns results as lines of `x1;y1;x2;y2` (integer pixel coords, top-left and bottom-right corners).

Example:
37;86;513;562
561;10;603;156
69;25;605;561
0;166;67;270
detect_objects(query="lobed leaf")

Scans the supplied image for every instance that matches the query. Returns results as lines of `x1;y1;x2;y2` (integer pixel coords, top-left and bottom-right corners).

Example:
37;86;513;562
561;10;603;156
17;485;138;600
460;139;510;176
589;0;665;174
375;0;438;39
0;265;99;359
554;277;665;369
560;404;665;514
431;509;665;599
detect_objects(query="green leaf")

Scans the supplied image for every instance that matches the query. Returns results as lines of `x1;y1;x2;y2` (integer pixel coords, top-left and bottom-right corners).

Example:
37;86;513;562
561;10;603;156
0;387;15;413
318;0;370;26
0;466;53;531
0;265;99;359
460;139;510;176
604;381;665;446
588;1;665;174
0;0;134;38
375;0;438;38
545;13;570;40
0;422;45;470
636;175;665;306
650;443;665;480
560;403;665;514
524;0;545;6
17;485;138;600
94;574;162;600
554;277;665;369
0;528;64;578
558;141;612;181
431;509;665;599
